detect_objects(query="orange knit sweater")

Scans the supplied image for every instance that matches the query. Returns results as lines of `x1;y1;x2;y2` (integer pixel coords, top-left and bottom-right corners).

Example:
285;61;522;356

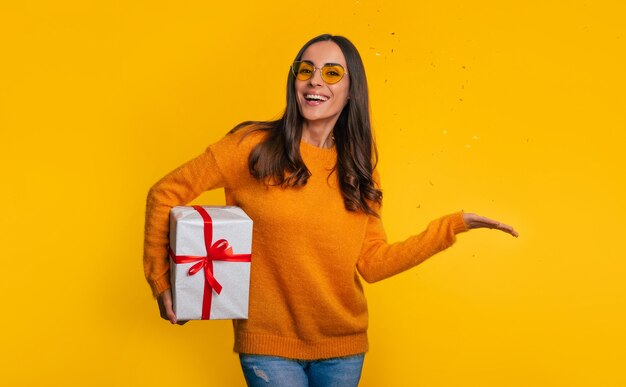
143;127;468;360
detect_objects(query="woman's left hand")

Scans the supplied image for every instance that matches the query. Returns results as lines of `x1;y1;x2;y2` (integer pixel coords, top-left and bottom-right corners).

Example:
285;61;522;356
463;213;519;238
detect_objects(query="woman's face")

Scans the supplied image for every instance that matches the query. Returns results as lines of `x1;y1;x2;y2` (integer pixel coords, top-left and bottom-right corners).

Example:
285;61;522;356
295;41;350;128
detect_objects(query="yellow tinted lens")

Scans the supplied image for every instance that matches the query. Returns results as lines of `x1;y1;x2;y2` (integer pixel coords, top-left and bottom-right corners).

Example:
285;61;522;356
294;62;314;81
321;65;345;84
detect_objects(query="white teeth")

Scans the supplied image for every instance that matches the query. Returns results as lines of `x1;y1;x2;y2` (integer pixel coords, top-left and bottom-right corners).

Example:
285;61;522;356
305;94;328;101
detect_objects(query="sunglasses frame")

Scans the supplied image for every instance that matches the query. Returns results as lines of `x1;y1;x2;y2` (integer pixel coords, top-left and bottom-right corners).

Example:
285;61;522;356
291;60;348;85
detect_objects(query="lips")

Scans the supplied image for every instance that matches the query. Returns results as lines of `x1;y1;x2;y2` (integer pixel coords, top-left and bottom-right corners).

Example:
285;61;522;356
304;93;329;102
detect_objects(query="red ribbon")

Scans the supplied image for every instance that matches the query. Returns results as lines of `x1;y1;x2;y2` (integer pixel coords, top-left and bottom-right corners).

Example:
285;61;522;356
169;205;251;319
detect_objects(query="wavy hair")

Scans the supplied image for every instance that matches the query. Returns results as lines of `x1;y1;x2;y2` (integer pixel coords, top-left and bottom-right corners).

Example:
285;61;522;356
232;34;382;216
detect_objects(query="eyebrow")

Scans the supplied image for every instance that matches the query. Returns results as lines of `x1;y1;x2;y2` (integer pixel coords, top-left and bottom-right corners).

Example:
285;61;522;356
301;59;345;67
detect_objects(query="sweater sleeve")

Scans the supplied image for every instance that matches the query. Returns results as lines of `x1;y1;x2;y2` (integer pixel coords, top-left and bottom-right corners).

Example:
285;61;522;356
143;147;226;296
142;129;258;296
355;172;469;283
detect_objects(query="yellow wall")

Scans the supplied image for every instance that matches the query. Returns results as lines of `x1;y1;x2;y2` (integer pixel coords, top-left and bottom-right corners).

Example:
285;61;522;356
1;1;624;386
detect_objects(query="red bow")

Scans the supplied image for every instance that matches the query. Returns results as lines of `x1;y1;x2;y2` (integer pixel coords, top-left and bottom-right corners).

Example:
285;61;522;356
170;238;249;294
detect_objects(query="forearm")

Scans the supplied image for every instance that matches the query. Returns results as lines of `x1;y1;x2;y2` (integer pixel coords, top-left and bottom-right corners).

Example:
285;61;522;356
143;149;227;296
357;211;468;283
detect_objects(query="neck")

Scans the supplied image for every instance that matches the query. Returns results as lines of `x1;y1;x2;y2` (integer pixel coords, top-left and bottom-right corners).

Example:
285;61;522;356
301;121;335;148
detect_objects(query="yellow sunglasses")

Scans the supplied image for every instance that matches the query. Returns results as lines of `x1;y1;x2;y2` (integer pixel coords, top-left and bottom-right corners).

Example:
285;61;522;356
291;60;348;85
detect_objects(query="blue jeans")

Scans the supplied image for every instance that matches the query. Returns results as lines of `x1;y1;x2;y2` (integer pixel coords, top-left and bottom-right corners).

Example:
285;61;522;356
239;353;365;387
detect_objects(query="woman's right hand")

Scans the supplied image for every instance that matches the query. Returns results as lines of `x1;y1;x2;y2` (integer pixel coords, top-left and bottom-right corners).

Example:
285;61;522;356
157;289;186;325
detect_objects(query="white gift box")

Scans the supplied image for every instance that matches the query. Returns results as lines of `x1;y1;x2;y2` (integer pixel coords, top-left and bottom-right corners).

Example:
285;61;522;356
169;206;253;320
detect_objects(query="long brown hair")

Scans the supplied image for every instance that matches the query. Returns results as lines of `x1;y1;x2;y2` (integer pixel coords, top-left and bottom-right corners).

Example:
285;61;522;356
232;34;382;216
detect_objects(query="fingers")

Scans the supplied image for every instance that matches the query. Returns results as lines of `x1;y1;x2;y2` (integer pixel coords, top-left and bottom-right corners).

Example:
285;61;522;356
166;309;178;324
491;221;519;238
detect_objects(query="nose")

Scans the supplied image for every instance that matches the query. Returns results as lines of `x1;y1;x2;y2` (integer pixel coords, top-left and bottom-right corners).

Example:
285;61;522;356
308;68;323;86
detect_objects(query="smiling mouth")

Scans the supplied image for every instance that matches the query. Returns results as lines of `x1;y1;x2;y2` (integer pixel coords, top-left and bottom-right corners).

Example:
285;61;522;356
304;94;329;102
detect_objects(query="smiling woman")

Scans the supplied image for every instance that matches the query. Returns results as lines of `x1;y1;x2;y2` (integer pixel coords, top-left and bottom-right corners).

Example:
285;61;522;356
143;33;517;387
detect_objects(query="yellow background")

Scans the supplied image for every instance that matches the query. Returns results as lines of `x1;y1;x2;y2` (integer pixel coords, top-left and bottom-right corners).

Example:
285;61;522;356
1;1;624;386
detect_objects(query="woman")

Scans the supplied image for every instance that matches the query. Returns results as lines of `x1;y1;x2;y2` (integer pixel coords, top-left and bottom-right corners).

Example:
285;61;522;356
143;34;518;386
